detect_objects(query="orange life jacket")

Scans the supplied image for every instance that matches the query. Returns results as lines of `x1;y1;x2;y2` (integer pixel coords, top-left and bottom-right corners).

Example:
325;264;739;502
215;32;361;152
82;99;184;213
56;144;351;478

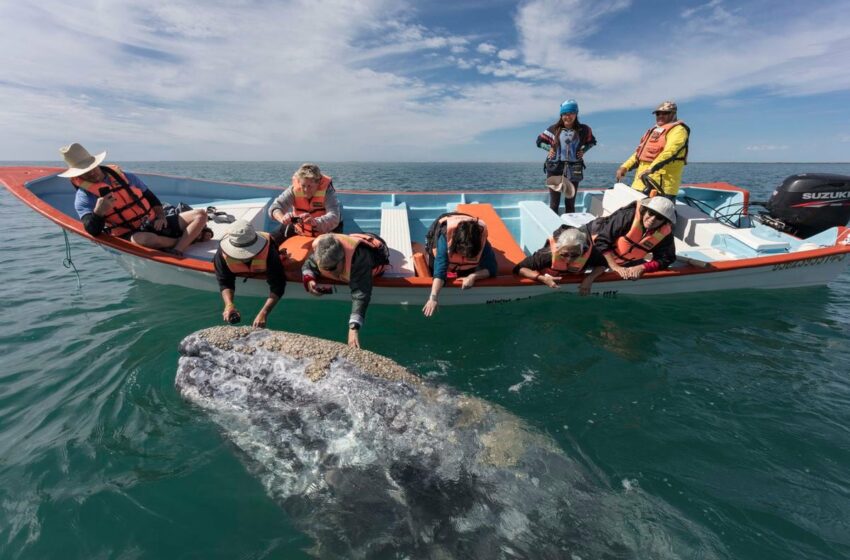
71;165;156;237
431;214;489;275
223;232;272;276
610;202;672;265
634;121;688;164
316;233;387;283
544;236;592;274
291;174;332;236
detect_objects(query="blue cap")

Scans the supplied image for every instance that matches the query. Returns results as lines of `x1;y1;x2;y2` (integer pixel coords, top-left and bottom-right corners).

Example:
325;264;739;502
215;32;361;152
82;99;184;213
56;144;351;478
559;99;579;115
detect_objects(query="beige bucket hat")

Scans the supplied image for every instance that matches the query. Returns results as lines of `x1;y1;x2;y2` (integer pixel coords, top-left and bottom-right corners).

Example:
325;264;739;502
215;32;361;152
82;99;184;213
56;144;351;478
545;175;576;198
220;220;268;260
58;143;107;178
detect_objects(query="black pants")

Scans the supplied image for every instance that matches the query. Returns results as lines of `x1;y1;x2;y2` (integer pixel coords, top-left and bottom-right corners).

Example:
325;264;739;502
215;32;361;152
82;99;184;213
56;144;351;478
271;220;344;245
548;189;577;215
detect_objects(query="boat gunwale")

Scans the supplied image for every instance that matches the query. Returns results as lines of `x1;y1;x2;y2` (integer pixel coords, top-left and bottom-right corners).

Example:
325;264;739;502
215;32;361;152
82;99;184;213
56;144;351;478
1;166;848;289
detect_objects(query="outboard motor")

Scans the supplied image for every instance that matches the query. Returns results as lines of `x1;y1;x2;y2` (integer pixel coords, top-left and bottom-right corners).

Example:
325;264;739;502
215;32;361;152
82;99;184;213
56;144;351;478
757;173;850;237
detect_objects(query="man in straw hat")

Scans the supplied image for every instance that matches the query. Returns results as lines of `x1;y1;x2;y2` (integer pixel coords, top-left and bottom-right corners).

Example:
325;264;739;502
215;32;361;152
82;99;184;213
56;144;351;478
589;196;677;280
214;220;287;328
615;101;690;199
60;142;209;255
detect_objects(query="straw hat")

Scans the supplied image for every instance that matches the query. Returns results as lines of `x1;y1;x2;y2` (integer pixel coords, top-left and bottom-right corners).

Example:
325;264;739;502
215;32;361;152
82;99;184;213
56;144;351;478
545;175;576;198
58;143;106;178
220;220;268;260
644;196;677;224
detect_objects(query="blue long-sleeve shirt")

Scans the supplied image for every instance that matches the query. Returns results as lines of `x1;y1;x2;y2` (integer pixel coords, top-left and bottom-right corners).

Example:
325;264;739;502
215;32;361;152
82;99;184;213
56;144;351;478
432;233;498;281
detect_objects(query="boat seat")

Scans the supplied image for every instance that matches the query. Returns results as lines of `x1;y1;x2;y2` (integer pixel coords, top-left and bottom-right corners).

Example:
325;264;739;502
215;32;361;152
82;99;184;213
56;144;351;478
601;183;646;216
182;198;272;261
518;200;562;254
456;203;526;274
674;202;789;255
380;202;415;278
561;212;595;228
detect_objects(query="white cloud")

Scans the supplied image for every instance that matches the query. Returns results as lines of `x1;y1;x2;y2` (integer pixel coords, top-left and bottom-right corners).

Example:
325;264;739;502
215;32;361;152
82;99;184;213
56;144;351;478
476;42;498;54
497;49;519;61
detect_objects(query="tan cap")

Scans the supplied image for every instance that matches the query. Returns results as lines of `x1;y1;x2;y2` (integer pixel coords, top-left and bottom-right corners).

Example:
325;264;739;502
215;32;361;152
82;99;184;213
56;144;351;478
220;220;268;260
653;101;677;114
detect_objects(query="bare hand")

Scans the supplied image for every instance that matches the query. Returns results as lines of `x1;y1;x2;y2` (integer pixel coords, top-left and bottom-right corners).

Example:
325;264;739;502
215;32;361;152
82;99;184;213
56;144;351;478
461;276;476;290
348;328;360;348
93;194;116;216
629;265;646;280
540;273;561;289
222;305;240;324
579;277;593;296
252;312;267;328
422;297;439;317
307;280;324;297
615;166;627;182
152;215;167;231
576;149;585;159
301;215;317;227
612;265;630;280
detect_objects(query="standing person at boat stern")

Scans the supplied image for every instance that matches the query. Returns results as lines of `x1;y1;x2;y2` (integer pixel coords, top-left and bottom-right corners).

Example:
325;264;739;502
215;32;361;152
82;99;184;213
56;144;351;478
590;197;677;280
268;163;342;243
60;143;208;255
536;99;597;214
301;233;390;348
422;213;498;316
214;220;286;328
615;101;690;199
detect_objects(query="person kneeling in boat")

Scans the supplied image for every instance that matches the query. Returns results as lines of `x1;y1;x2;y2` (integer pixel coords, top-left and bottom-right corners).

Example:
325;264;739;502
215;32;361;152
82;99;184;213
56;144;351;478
422;213;498;317
60;143;209;256
215;220;287;328
301;233;390;348
268;163;342;243
513;226;607;295
590;197;677;280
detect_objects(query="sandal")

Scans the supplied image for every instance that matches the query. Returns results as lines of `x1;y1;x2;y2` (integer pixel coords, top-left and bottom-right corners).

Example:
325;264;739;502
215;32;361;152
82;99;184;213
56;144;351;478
206;206;236;224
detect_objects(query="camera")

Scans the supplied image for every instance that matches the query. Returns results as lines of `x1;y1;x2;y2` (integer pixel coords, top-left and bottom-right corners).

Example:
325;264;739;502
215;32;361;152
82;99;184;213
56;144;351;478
98;187;111;197
227;309;241;324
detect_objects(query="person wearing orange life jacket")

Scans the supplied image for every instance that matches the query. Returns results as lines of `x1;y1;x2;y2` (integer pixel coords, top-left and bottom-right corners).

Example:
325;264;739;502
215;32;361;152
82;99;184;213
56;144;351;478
590;197;677;281
615;101;690;199
513;226;607;296
60;143;209;256
268;163;343;243
214;220;287;328
422;213;498;317
301;232;390;348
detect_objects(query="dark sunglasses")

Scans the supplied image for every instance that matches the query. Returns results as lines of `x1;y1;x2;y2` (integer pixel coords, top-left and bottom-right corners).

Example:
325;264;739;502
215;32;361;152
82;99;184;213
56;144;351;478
645;209;667;222
653;111;672;115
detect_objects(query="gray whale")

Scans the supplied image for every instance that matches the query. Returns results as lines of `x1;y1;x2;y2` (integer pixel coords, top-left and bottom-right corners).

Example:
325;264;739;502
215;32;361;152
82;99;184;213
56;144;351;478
176;327;722;559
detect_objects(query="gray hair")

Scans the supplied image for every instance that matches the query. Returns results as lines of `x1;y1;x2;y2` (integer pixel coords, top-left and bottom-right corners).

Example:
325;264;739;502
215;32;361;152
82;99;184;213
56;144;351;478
314;234;345;270
295;163;322;181
554;228;587;251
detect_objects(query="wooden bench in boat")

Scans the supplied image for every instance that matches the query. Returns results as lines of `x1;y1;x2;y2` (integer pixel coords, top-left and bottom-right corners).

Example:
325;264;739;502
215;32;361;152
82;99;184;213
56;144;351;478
456;203;526;275
183;197;271;260
518;200;562;254
380;202;415;278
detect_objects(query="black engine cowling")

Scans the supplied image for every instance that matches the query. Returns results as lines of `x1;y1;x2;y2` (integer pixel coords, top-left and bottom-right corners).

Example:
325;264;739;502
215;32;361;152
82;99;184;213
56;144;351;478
762;173;850;237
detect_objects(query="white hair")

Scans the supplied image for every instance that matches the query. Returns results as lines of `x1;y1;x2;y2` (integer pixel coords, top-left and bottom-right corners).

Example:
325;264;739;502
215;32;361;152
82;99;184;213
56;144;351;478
554;228;587;251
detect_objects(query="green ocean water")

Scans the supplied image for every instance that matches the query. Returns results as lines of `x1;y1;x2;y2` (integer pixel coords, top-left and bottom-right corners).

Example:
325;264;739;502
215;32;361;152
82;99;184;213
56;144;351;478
1;162;850;559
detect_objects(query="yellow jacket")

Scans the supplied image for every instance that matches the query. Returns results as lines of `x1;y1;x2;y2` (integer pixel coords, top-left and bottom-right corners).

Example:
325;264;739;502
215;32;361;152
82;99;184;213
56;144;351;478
621;124;689;196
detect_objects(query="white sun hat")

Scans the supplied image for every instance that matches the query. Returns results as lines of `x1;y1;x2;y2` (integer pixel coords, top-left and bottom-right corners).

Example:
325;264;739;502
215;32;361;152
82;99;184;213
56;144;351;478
58;143;107;178
643;196;677;224
220;220;268;260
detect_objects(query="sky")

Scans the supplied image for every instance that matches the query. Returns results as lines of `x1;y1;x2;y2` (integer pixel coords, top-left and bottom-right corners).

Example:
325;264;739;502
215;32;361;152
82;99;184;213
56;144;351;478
1;0;849;163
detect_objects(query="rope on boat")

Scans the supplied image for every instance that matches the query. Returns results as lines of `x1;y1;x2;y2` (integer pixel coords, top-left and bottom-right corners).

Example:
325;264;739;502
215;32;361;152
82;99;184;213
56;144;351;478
62;229;82;290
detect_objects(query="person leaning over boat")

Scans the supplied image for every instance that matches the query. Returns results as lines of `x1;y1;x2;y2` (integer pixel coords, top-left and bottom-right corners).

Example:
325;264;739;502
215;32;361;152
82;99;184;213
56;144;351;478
615;101;689;199
513;226;607;295
590;197;676;280
422;213;498;317
301;233;390;348
268;163;342;243
214;220;286;328
536;99;597;214
60;143;209;256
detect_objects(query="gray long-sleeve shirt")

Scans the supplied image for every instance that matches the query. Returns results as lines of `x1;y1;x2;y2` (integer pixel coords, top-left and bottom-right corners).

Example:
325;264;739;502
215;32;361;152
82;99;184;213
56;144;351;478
267;182;342;234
